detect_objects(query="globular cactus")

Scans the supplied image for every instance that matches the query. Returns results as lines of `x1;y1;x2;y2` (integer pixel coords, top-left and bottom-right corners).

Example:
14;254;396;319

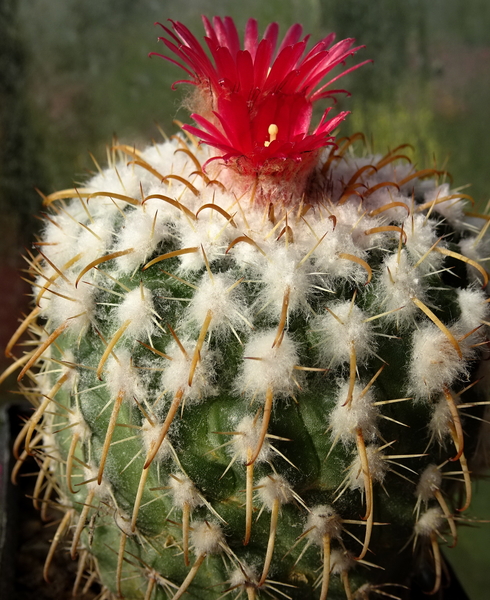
4;15;490;600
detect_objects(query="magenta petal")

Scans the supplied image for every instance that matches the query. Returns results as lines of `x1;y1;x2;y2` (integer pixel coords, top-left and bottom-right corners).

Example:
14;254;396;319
223;16;241;56
265;42;308;90
302;34;335;63
201;15;217;44
253;39;274;88
309;59;372;100
171;20;206;54
263;22;279;52
244;18;258;58
290;98;313;137
189;114;230;144
211;17;228;48
280;52;328;94
312;88;351;102
214;95;254;153
252;94;280;145
160;17;367;171
276;23;304;55
237;50;255;96
213;46;238;84
182;123;225;146
149;53;196;80
313;110;349;136
156;23;181;46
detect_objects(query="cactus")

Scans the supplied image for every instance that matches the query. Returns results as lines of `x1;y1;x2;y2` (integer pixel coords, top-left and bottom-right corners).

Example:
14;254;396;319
4;15;490;600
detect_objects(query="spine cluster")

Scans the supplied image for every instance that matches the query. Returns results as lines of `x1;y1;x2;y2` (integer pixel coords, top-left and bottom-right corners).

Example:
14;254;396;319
3;134;489;600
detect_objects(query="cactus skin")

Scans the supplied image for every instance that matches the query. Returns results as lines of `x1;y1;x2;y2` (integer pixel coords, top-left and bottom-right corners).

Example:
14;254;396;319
4;16;490;600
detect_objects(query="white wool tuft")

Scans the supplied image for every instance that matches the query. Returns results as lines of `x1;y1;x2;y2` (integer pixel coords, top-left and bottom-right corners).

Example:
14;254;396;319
45;278;95;335
348;445;388;491
257;244;312;317
459;236;490;287
378;250;425;323
160;338;216;403
177;218;233;271
256;474;293;509
34;274;52;314
330;549;355;575
190;521;224;556
229;564;259;589
114;206;170;273
106;349;146;401
429;396;453;443
312;214;368;282
457;287;488;334
168;473;203;510
115;509;134;537
363;189;410;222
117;286;156;340
225;228;263;269
403;214;443;273
69;408;91;442
414;507;444;537
187;273;251;337
87;158;146;209
416;464;442;502
329;382;379;445
76;215;115;267
84;465;112;499
314;301;375;368
426;184;465;229
231;415;271;464
305;505;343;545
42;211;84;267
237;330;299;397
408;324;472;399
141;418;173;462
334;203;385;251
140;138;199;177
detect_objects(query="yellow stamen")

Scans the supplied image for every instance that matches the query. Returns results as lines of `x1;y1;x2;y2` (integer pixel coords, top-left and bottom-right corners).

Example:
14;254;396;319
264;124;279;147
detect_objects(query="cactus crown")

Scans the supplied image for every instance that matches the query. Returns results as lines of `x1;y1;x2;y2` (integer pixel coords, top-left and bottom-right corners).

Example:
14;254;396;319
4;14;490;600
153;16;369;202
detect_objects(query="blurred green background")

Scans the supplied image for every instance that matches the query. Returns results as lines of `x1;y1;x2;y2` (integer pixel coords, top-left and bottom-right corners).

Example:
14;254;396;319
0;0;489;597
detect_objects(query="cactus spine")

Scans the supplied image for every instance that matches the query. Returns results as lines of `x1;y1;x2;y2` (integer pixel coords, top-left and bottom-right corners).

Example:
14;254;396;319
4;15;490;600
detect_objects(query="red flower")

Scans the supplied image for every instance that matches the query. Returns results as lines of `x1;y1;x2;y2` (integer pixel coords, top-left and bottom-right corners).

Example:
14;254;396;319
153;16;368;177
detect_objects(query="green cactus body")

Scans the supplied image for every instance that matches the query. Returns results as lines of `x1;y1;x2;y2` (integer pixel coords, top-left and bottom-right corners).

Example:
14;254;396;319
5;15;490;600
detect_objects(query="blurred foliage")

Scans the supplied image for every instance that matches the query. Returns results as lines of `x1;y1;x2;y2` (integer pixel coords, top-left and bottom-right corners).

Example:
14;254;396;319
321;0;490;206
5;0;488;205
1;0;489;596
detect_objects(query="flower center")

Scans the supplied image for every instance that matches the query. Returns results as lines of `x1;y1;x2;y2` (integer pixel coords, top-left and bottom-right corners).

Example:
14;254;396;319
264;124;279;148
154;16;370;204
